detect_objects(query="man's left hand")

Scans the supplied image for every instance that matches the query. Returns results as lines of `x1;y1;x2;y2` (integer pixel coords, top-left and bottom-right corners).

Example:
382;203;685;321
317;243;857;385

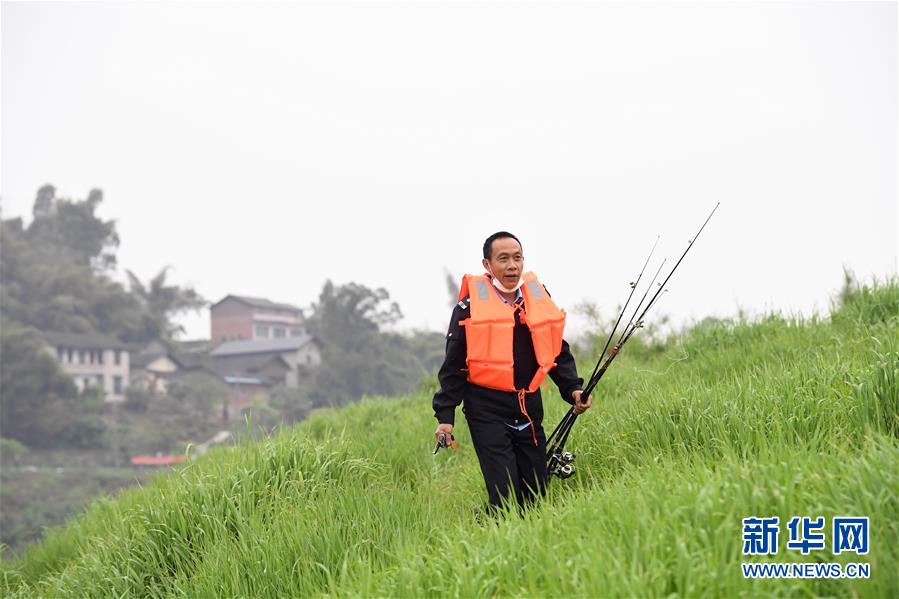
571;390;593;415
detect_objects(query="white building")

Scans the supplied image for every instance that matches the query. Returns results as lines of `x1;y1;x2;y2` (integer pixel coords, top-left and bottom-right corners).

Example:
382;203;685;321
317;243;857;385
41;331;130;402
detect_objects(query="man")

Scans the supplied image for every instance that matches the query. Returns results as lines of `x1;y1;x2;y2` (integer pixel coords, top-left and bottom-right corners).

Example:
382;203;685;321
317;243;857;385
432;231;592;512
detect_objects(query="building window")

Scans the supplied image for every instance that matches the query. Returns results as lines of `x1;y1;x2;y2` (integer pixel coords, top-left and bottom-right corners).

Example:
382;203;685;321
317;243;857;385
97;375;104;388
291;328;302;337
88;351;94;364
114;350;121;365
79;350;85;364
274;327;285;338
256;325;269;338
97;351;104;364
67;348;73;363
113;376;123;394
57;348;65;362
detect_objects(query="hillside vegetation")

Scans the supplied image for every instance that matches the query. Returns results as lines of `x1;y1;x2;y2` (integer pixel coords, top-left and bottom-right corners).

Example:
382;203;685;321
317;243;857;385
2;280;897;597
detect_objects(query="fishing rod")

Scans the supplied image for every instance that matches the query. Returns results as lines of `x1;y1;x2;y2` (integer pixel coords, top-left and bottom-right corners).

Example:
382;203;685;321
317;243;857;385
584;236;659;389
546;252;669;463
546;239;659;453
549;203;719;468
546;202;720;480
545;260;662;473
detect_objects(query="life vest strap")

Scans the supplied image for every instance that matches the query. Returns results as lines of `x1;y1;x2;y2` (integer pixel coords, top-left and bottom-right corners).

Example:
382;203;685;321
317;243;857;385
517;389;538;446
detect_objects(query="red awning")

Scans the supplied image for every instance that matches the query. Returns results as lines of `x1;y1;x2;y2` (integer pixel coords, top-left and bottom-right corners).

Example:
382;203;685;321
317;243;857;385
130;454;187;465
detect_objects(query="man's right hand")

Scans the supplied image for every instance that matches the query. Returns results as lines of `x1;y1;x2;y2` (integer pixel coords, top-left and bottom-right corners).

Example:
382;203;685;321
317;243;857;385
434;423;454;444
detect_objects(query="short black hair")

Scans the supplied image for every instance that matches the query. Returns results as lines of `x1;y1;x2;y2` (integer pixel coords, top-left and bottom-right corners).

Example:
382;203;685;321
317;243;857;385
483;231;522;260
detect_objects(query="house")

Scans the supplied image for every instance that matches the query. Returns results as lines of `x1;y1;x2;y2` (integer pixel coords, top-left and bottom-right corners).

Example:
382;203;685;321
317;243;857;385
206;353;293;385
204;353;293;417
40;331;130;402
210;295;307;343
130;340;184;395
209;335;321;388
168;340;303;419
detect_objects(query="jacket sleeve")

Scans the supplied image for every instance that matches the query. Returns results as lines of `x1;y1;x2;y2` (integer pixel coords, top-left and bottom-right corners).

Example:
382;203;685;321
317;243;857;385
432;302;469;425
548;338;584;405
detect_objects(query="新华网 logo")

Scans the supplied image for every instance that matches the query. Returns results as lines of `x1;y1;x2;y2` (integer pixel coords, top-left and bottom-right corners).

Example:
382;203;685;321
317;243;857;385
740;515;870;579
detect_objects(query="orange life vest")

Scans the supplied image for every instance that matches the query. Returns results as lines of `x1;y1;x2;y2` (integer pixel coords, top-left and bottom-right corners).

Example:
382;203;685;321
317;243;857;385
458;271;566;392
457;272;566;443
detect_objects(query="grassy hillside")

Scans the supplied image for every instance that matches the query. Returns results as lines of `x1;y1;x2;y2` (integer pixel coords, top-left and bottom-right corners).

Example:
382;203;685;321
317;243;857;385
2;280;897;597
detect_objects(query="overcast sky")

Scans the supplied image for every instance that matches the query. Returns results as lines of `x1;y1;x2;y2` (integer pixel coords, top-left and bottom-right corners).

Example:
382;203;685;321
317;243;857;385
2;1;896;341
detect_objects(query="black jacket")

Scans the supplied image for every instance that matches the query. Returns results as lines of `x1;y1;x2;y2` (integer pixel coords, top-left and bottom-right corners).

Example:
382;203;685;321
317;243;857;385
432;291;583;426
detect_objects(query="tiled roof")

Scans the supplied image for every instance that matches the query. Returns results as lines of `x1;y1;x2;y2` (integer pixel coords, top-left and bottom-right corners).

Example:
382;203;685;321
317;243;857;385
210;335;316;357
211;294;303;313
131;352;184;369
173;352;208;369
40;330;129;350
205;354;290;379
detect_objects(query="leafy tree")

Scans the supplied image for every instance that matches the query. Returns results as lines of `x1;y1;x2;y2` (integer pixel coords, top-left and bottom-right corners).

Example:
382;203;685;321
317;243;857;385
27;186;119;271
32;184;54;219
165;371;229;427
126;267;207;342
0;185;204;344
312;280;402;345
0;321;105;448
114;371;230;456
0;184;210;451
303;281;444;407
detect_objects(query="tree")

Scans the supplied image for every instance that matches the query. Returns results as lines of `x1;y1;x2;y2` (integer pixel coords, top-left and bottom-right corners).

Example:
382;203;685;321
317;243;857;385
312;280;402;343
164;371;229;427
27;186;120;271
0;321;105;448
126;267;207;342
303;281;443;408
32;184;55;220
115;371;230;456
1;185;205;344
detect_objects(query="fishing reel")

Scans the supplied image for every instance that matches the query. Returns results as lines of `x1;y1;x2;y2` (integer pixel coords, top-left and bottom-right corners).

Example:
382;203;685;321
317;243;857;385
433;432;458;455
548;451;576;479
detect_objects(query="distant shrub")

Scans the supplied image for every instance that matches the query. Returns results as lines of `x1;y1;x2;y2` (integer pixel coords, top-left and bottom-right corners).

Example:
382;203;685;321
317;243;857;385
57;415;109;449
0;437;28;465
832;271;899;326
123;387;154;413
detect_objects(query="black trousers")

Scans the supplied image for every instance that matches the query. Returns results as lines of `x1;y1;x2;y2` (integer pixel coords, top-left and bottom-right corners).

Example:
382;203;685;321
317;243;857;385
465;415;549;510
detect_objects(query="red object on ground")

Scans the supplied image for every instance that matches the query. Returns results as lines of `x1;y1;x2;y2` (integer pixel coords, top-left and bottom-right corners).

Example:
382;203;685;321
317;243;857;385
130;454;186;465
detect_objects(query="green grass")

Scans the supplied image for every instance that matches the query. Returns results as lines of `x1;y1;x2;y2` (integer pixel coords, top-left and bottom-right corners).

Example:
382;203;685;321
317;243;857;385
2;278;897;597
0;465;152;557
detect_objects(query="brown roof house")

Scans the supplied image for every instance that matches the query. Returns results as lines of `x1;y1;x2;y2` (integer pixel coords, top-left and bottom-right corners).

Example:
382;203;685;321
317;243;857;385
204;294;322;418
209;335;321;389
205;352;293;417
210;295;308;344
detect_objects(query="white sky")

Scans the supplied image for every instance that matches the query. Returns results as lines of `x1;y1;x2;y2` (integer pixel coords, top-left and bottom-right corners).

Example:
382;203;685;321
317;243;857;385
2;1;897;341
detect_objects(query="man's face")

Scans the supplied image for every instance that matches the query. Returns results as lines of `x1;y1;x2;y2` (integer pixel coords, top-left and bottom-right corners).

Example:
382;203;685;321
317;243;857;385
482;237;524;288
